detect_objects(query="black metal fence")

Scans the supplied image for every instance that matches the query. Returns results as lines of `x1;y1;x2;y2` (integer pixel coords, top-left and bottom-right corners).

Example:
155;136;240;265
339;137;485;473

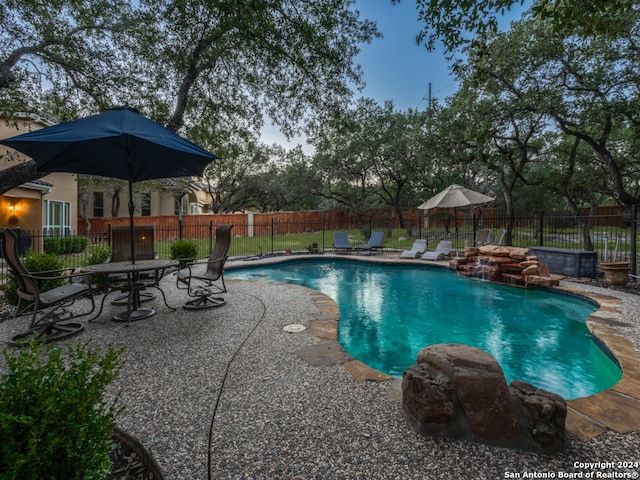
2;208;638;278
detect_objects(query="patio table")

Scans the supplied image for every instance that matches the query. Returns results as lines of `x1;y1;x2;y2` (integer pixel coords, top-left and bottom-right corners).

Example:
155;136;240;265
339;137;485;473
82;259;179;322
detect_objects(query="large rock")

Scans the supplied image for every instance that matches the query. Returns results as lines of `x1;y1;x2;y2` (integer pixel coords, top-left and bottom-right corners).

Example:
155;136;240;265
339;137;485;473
510;380;567;450
403;344;567;452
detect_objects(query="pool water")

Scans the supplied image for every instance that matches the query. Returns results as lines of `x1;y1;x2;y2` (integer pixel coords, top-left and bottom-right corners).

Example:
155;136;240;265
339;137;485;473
227;259;622;399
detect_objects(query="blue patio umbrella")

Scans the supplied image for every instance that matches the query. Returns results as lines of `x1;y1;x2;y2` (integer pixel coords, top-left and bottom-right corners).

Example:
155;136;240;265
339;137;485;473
0;105;217;263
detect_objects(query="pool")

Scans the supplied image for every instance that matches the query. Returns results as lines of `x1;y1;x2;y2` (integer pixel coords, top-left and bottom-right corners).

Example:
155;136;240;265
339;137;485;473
227;258;622;399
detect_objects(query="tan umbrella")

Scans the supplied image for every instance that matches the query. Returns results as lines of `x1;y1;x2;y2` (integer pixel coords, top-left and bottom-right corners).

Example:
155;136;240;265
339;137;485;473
418;183;494;210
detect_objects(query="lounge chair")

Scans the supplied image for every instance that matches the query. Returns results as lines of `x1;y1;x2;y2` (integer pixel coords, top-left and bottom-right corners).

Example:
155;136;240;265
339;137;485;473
421;240;452;261
333;231;352;253
491;229;507;246
354;231;384;255
177;224;233;310
1;228;95;346
475;229;492;247
400;239;428;259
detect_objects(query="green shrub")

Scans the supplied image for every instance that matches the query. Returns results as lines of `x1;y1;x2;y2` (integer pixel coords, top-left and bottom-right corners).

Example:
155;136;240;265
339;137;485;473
43;236;89;255
86;245;112;266
170;238;199;267
43;237;63;255
68;236;88;253
84;246;112;290
0;340;124;480
4;252;65;306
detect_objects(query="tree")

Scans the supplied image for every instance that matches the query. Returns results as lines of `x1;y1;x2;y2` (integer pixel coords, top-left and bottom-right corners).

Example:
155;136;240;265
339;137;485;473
399;0;635;54
201;136;270;214
310;98;386;230
526;135;609;250
133;0;378;138
1;0;379;197
0;0;138;106
245;145;319;212
469;14;640;207
366;103;431;232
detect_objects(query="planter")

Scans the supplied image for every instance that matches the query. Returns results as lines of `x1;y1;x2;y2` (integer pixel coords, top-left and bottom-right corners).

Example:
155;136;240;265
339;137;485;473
601;262;630;286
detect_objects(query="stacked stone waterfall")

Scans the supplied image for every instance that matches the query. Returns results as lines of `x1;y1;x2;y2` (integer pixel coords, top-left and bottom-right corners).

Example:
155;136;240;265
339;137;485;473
449;245;560;287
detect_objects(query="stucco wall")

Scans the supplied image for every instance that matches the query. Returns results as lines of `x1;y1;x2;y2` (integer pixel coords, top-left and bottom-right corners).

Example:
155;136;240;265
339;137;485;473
0;117;78;233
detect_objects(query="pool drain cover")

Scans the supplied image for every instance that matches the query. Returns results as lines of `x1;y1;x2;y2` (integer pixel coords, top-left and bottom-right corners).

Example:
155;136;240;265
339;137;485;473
283;324;306;333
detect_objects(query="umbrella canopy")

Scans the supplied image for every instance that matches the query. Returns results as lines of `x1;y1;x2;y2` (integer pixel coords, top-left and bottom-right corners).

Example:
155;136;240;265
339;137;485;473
417;184;494;210
0;105;216;181
0;105;217;263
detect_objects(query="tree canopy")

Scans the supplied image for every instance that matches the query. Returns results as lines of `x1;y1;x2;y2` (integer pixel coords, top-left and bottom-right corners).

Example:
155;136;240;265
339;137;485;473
0;0;379;193
399;0;636;54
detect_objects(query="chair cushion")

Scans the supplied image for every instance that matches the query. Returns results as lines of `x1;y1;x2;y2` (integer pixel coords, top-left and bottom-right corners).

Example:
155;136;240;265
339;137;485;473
39;282;91;306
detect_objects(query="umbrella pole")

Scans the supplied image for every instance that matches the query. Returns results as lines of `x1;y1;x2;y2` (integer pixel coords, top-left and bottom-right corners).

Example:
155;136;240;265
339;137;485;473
128;162;136;265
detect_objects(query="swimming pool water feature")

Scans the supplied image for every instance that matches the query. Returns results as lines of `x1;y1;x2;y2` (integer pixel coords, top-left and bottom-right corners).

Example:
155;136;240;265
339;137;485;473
226;258;622;399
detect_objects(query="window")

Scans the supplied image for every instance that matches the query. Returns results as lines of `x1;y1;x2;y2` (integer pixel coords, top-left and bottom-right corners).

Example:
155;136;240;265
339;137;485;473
44;200;71;236
141;193;151;216
93;192;104;217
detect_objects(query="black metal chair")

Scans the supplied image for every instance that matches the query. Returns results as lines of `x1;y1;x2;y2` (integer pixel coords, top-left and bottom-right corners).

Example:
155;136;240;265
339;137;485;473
176;224;233;310
1;228;95;346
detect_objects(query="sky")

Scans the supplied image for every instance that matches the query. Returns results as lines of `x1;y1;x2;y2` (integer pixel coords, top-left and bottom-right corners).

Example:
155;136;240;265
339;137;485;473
260;0;531;151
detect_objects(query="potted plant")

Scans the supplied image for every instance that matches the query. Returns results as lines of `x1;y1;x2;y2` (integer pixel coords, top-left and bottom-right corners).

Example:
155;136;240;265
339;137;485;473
601;261;630;286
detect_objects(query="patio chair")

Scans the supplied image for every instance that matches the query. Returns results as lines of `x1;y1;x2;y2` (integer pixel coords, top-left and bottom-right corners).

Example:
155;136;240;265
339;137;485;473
491;229;507;246
421;240;452;261
333;231;352;253
0;228;95;346
475;228;492;247
176;224;233;310
354;231;384;255
107;226;158;305
400;239;427;259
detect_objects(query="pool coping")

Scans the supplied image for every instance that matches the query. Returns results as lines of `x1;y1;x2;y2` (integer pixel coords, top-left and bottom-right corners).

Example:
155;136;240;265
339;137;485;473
226;253;640;442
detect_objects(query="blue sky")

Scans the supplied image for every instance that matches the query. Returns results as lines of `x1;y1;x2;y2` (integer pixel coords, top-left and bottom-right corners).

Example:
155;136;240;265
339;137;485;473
261;0;531;150
353;0;459;111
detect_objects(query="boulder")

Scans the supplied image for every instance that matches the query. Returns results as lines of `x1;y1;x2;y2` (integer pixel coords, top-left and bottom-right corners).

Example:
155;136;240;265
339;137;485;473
519;260;540;268
478;245;512;257
509;247;530;260
448;258;467;270
403;344;567;452
525;275;560;287
510;380;567;450
522;265;541;276
485;255;514;266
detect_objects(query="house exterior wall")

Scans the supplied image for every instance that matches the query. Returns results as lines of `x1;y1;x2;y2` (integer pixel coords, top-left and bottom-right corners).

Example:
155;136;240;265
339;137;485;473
79;180;212;220
0;118;78;236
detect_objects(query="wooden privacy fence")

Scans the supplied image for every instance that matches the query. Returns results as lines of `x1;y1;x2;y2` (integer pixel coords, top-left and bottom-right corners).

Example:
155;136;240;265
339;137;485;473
77;208;426;240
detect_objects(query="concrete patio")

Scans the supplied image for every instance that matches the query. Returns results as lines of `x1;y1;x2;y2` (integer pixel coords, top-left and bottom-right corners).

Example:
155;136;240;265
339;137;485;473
0;257;639;479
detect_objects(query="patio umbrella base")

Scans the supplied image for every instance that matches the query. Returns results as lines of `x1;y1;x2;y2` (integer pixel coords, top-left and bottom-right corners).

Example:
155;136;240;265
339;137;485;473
113;308;155;322
112;291;156;306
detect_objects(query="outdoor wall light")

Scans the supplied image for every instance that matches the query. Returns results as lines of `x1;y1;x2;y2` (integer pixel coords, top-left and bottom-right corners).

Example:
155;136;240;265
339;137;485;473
7;200;19;225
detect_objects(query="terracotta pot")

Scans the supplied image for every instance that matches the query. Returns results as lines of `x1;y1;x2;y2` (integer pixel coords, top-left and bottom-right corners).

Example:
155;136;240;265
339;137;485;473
601;262;630;286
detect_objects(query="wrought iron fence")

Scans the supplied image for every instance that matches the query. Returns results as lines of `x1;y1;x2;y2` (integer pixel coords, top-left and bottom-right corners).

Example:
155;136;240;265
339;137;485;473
1;207;638;278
